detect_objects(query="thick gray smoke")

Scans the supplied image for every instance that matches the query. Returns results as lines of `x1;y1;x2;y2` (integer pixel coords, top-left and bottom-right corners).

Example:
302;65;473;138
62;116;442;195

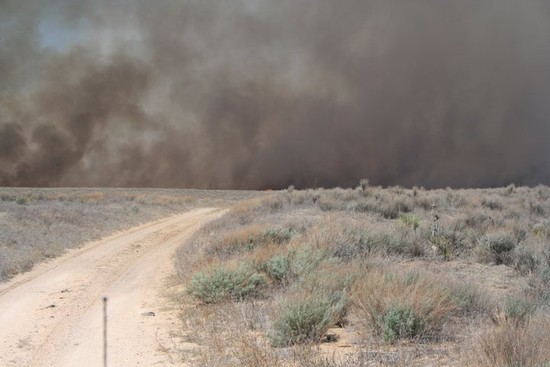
1;0;550;189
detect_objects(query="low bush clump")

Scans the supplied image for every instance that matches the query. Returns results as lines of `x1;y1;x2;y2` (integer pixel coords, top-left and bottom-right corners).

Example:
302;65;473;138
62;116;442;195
257;254;290;282
269;291;348;347
187;264;268;304
382;304;425;342
444;281;489;316
429;229;465;261
479;233;517;265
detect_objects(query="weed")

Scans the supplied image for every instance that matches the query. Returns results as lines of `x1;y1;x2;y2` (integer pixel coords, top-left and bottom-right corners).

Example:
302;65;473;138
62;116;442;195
400;214;421;232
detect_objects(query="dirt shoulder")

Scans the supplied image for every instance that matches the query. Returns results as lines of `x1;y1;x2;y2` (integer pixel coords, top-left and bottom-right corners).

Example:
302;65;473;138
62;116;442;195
0;207;223;367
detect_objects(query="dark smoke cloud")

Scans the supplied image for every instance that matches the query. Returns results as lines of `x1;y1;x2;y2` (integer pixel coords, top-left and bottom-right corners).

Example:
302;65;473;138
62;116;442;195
1;0;550;189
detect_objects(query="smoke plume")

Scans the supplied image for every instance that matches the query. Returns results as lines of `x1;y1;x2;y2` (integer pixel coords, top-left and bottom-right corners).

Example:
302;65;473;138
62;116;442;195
1;0;550;189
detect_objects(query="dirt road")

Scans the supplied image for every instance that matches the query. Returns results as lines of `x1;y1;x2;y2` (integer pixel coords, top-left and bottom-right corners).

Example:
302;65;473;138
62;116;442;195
0;207;222;366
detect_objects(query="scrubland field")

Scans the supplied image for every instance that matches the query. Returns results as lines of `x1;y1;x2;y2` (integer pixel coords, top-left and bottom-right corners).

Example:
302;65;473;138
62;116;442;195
2;185;550;366
176;184;550;366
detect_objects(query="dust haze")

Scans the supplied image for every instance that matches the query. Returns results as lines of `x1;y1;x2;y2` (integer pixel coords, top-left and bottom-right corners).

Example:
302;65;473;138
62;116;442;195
1;0;550;189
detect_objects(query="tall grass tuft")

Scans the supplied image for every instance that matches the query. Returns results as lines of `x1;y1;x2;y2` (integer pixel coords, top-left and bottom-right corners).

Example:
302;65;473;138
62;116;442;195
352;269;457;342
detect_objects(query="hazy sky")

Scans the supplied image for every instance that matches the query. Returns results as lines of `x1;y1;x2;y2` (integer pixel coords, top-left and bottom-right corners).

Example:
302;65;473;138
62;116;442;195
1;0;550;189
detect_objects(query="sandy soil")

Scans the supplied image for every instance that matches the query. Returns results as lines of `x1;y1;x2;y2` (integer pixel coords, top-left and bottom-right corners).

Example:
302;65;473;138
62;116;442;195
0;207;223;367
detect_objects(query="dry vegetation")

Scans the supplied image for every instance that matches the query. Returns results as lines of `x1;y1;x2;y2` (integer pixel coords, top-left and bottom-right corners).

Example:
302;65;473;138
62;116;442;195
2;184;549;365
0;187;263;282
176;184;550;366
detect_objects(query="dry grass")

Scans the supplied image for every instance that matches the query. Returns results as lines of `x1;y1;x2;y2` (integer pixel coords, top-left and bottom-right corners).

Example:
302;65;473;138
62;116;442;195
176;184;550;366
4;184;549;365
469;311;550;367
0;187;264;281
352;268;458;342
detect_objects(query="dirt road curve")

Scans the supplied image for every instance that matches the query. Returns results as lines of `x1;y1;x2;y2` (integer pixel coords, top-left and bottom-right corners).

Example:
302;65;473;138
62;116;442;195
0;208;222;367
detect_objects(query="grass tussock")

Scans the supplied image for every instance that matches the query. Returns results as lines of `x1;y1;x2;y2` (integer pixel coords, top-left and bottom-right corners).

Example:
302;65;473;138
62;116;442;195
352;269;458;342
470;312;550;367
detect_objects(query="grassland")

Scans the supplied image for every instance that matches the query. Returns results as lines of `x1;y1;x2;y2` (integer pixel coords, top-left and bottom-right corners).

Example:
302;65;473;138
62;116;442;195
0;187;263;281
2;185;549;365
176;184;550;366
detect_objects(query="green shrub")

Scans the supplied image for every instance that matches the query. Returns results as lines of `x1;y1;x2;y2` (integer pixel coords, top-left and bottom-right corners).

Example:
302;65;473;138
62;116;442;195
382;305;424;342
446;282;489;316
288;245;327;281
260;255;290;282
480;234;517;265
329;228;392;261
269;292;348;347
529;202;545;216
515;248;540;275
526;264;550;302
263;227;293;244
187;264;267;304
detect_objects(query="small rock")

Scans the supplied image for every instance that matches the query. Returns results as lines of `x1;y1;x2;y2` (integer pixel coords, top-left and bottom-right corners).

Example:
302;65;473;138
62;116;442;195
141;311;155;317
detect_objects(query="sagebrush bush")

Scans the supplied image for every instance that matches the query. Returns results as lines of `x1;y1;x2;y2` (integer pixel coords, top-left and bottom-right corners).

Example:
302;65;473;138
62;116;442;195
187;264;268;303
258;254;290;282
269;291;348;347
514;246;541;275
287;245;328;282
382;304;425;342
319;225;403;260
479;233;517;265
444;281;489;316
481;198;503;211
